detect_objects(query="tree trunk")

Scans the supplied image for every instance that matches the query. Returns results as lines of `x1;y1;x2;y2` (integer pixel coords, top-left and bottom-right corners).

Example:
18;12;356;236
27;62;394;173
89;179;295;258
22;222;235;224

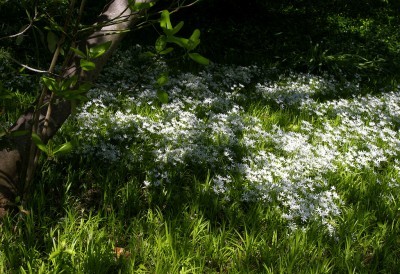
0;0;153;217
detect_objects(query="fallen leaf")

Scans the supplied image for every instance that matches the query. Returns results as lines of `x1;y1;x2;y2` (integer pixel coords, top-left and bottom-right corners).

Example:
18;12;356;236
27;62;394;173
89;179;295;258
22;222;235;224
114;247;131;260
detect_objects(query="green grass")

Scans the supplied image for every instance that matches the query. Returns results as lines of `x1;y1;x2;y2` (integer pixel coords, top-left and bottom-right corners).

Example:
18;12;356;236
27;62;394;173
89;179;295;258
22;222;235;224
2;172;399;273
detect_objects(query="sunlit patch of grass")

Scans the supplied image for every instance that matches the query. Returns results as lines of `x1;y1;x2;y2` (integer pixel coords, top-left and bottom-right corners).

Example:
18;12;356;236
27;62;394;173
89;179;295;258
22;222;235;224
2;161;400;272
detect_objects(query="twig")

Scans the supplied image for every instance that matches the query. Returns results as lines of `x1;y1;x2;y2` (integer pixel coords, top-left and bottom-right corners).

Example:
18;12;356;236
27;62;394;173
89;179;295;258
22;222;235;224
0;9;38;40
8;56;58;76
169;0;201;14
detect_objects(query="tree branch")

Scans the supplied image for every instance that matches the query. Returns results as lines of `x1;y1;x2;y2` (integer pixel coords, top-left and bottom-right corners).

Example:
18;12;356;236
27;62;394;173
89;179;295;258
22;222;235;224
7;56;58;75
0;8;38;40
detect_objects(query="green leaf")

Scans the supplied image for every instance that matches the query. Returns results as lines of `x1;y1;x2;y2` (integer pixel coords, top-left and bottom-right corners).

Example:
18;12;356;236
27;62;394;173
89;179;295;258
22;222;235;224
163;29;174;37
70;47;86;58
188;53;210;65
160;10;173;30
41;76;57;91
130;1;155;11
64;249;76;255
60;75;78;91
159;47;174;55
172;21;184;35
155;35;167;52
47;31;58;53
58;89;88;101
187;40;200;51
88;41;112;59
19;266;27;274
59;82;90;99
190;29;201;42
187;29;201;50
80;59;96;71
53;142;73;156
157;90;169;104
49;250;62;260
31;133;48;154
156;74;168;86
166;36;188;48
143;51;156;57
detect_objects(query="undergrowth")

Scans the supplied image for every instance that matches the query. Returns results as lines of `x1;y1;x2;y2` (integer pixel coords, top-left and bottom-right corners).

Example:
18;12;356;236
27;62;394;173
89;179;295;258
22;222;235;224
2;1;400;272
1;45;400;272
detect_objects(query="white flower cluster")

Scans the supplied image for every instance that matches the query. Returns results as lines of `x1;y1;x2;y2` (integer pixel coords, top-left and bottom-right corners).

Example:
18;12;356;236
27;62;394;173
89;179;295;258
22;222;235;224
299;91;400;171
254;72;355;109
62;46;400;232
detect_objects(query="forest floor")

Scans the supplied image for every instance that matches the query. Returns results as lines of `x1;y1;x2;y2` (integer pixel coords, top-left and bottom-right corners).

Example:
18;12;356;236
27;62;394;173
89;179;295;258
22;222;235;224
1;1;400;273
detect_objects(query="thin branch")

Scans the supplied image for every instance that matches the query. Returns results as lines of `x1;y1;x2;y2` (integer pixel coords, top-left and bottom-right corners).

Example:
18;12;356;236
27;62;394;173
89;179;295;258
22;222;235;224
98;1;133;27
169;0;201;15
0;24;33;40
83;29;131;40
77;15;134;34
0;9;38;40
8;56;58;76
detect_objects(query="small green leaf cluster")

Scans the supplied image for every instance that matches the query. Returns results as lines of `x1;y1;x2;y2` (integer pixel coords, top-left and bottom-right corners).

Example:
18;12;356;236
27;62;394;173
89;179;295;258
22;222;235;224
150;10;210;104
71;41;112;71
156;10;210;65
32;132;72;158
41;75;91;101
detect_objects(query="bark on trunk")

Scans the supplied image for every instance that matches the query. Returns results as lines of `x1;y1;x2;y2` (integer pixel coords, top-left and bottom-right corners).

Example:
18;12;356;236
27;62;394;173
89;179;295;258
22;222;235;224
0;0;152;217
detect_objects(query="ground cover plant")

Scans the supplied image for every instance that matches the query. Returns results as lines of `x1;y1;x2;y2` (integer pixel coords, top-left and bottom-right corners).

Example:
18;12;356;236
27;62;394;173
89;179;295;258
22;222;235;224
1;44;400;272
2;1;400;273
